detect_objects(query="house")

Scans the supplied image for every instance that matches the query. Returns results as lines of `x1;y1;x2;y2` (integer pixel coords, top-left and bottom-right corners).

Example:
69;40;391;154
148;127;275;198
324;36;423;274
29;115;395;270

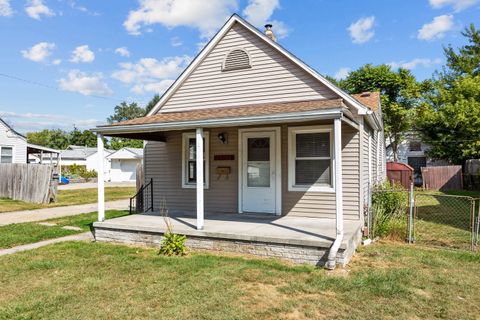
92;15;386;268
1;117;27;163
1;117;60;166
387;131;448;185
106;147;143;182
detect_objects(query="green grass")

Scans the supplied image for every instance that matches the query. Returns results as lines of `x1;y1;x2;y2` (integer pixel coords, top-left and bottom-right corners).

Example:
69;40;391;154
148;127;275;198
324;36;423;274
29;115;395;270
0;241;479;319
0;210;128;249
0;187;135;213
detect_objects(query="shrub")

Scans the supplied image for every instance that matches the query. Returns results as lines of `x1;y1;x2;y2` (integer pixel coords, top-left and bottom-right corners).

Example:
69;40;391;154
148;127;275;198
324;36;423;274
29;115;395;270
158;199;187;256
62;164;97;180
371;181;408;240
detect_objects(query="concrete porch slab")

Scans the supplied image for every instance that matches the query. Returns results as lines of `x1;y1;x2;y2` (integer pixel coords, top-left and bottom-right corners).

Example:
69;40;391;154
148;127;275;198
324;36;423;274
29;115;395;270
93;212;363;266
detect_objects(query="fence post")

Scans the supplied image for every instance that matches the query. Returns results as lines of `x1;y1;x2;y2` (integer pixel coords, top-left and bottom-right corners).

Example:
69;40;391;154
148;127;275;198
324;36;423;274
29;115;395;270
408;182;414;244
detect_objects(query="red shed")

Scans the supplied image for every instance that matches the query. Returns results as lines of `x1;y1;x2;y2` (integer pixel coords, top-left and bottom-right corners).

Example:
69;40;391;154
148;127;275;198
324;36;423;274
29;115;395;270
386;162;413;189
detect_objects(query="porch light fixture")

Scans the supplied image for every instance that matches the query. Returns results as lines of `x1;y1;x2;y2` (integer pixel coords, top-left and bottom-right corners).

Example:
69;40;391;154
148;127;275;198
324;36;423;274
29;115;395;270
218;132;228;144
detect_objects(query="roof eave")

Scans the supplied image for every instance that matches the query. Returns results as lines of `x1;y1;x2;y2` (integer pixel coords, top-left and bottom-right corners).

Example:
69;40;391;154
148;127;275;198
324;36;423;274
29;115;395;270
94;108;344;135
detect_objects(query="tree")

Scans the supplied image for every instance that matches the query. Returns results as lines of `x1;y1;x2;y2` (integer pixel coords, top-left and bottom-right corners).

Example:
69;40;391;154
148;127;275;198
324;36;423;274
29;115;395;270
338;64;422;161
69;127;97;147
26;129;70;150
107;101;145;150
416;24;480;164
107;102;145;124
144;94;160;115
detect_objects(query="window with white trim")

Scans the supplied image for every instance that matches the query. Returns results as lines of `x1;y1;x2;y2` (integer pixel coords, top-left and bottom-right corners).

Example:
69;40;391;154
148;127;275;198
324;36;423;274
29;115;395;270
288;126;334;192
0;146;13;163
182;132;209;188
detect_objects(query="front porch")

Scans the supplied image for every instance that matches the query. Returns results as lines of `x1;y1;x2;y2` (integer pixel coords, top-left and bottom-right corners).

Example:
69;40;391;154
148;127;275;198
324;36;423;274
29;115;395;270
93;212;362;266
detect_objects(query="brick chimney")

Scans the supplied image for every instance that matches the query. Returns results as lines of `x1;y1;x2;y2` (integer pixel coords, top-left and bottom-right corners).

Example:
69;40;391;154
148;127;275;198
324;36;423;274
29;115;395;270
264;24;277;42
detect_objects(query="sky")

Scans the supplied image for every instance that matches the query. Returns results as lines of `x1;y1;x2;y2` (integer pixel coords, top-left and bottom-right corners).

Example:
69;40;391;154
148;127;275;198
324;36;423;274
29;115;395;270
0;0;478;133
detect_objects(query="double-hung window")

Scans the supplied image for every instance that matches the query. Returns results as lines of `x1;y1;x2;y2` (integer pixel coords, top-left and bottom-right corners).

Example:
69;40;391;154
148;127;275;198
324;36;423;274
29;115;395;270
288;126;334;192
0;146;13;163
182;132;209;188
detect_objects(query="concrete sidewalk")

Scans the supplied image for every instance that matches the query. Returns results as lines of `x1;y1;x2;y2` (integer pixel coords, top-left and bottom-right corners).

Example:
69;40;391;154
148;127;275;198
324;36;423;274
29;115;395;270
59;181;135;190
0;199;129;226
0;232;92;256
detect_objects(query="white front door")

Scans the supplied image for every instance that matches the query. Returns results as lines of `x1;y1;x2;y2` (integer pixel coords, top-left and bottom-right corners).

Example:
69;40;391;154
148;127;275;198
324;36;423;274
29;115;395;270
241;130;278;214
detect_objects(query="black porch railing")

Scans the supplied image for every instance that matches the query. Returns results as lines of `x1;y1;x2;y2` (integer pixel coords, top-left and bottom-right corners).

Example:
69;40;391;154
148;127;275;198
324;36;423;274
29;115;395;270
129;178;153;214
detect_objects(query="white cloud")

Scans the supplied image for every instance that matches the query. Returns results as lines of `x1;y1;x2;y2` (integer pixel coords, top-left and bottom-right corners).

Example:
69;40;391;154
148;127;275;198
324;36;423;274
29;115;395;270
334;67;351;80
0;111;104;131
348;16;375;44
243;0;289;38
387;58;442;70
428;0;478;12
58;70;113;96
124;0;238;38
25;0;55;20
112;56;190;94
115;47;131;57
52;58;61;65
170;37;182;47
0;0;13;16
70;45;95;63
132;80;174;95
21;42;55;62
243;0;278;26
417;15;454;40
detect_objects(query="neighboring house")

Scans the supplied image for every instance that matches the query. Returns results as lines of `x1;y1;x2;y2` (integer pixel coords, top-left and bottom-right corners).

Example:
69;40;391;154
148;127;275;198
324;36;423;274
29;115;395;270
93;15;386;268
0;117;27;163
58;145;113;181
106;147;143;182
387;131;448;185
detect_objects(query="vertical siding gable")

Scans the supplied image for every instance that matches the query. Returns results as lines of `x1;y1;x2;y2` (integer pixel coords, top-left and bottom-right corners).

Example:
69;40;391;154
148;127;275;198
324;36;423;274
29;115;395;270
161;22;338;112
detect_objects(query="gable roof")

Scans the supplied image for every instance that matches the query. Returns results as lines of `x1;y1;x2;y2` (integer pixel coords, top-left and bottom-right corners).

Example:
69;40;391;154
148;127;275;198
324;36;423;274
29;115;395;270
0;118;26;140
107;147;143;160
351;92;381;111
147;14;370;116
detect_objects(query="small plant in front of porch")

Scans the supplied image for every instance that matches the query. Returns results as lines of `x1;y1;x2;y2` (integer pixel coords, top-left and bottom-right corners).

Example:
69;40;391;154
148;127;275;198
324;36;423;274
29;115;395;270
158;199;187;256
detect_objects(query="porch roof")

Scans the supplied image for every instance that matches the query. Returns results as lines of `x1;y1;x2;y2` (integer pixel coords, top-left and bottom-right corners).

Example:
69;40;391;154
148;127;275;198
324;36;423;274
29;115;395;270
93;98;346;139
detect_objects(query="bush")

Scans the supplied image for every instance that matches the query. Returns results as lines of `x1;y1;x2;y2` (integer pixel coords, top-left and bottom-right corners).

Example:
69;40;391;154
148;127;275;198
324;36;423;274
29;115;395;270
371;181;408;240
62;164;97;180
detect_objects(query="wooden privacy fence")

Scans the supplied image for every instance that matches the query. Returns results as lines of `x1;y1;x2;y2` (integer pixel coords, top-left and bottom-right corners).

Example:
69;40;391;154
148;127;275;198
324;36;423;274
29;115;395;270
421;165;463;191
0;164;57;203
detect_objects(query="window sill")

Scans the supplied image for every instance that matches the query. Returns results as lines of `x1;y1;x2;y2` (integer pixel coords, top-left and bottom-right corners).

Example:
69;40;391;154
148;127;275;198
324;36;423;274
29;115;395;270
288;185;335;193
182;183;209;189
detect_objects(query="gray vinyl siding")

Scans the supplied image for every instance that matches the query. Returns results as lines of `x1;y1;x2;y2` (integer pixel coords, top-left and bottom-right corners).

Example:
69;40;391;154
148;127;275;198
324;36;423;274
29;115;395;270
160;22;338;112
144;121;361;220
144;127;239;214
282;123;360;220
361;126;372;206
0;121;26;163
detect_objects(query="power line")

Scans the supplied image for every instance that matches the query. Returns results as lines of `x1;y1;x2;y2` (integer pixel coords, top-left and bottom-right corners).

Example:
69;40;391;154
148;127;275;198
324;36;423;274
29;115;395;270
0;72;149;105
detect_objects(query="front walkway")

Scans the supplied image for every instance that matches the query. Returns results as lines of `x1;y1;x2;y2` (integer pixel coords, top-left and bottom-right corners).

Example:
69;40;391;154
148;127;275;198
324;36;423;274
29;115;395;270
0;199;128;226
0;232;92;256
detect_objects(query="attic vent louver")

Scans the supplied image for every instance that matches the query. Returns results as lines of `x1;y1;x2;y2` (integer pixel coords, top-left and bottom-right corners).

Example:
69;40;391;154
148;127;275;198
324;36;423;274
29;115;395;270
222;49;251;71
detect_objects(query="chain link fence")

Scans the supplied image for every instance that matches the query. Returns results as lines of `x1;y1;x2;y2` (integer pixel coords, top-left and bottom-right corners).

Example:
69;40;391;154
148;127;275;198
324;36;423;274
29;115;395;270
368;184;479;252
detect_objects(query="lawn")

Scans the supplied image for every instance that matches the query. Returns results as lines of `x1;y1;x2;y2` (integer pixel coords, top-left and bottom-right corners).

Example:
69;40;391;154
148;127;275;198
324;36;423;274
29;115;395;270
0;210;128;249
0;187;135;213
0;241;478;319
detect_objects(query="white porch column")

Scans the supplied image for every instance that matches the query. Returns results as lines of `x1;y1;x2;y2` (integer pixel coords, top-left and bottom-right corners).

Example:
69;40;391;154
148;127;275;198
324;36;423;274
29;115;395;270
196;128;204;230
327;118;344;269
97;134;105;222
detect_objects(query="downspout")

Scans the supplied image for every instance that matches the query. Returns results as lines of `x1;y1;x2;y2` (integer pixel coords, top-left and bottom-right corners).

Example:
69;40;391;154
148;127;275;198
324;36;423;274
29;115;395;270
327;118;343;270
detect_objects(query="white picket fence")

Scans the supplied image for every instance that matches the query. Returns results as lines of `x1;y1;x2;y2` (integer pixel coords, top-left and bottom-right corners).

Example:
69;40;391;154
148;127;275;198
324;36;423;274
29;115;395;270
0;164;56;204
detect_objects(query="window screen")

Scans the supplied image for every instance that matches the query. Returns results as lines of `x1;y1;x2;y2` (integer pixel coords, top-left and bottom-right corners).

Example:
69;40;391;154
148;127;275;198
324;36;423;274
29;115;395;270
0;147;13;163
294;132;331;187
